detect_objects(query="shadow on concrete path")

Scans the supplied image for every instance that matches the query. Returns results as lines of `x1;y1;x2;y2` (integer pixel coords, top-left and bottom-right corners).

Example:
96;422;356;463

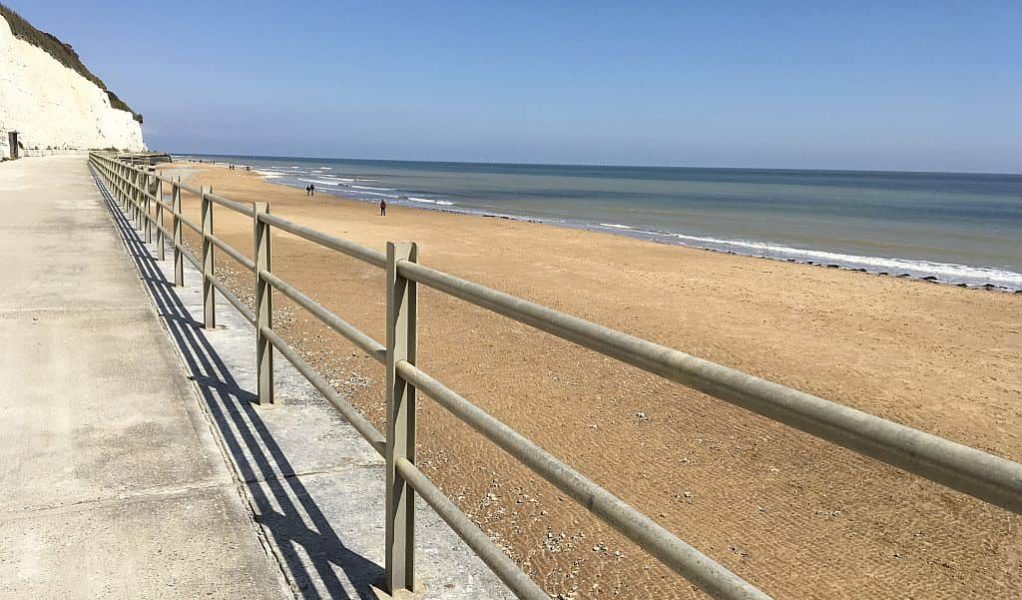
91;168;384;600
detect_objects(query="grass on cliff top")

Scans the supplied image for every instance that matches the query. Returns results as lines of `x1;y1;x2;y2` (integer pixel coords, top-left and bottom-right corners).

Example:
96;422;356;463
1;3;142;123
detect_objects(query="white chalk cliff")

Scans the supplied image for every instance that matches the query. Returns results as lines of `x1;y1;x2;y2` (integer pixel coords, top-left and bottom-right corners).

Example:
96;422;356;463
0;11;145;158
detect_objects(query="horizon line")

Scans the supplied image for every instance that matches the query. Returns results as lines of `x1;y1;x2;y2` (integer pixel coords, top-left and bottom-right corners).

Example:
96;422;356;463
167;150;1022;178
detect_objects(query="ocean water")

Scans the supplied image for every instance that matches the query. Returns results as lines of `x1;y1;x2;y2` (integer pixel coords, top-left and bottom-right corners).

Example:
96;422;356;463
183;154;1022;291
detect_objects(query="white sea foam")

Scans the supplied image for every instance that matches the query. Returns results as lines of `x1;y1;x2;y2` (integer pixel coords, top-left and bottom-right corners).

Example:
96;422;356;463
409;197;455;206
254;161;1020;290
649;231;1022;288
354;190;402;199
351;184;394;191
312;176;357;183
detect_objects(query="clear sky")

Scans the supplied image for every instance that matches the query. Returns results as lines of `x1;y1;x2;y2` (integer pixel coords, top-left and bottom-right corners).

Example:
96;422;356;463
8;1;1022;172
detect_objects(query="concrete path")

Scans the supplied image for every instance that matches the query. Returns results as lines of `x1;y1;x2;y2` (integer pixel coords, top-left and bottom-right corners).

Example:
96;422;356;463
0;155;514;600
0;156;292;598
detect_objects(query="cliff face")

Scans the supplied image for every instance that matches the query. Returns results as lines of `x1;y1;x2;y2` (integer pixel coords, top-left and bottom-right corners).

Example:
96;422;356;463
0;8;145;158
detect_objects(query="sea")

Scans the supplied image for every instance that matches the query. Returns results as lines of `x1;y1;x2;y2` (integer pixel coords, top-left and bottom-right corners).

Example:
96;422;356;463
180;154;1022;291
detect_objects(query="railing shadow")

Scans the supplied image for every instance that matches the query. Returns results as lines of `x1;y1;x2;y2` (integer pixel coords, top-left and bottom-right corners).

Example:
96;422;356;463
90;167;383;600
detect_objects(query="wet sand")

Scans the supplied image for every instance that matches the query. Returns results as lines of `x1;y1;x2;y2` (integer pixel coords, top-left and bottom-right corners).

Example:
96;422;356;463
160;161;1021;599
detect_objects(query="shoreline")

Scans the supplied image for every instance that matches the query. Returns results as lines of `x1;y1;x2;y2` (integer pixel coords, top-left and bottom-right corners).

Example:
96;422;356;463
190;157;1022;294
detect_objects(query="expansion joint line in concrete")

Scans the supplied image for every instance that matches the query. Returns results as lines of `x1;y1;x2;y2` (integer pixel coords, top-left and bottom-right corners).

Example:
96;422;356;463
0;305;150;315
0;480;229;522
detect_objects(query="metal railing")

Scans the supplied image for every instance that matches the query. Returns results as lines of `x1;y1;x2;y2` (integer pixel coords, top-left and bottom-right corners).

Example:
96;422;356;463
87;151;1022;600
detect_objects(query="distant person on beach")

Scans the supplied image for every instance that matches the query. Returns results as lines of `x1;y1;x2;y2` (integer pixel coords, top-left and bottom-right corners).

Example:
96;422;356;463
305;185;311;196
380;199;387;216
310;184;315;196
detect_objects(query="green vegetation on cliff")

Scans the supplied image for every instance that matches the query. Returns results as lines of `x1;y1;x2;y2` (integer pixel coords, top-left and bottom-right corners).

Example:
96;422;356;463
0;3;142;123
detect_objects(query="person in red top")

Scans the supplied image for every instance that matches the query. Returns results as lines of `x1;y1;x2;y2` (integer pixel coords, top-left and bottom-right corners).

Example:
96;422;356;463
380;199;387;216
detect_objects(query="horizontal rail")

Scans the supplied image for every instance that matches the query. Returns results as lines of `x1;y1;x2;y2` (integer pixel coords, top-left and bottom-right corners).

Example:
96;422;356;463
261;270;387;362
210;277;256;324
176;180;202;196
257;212;387;269
181;246;201;271
207;191;255;217
207;233;256;272
397;260;1022;514
260;326;387;454
394;457;548;600
102;158;194;196
396;360;769;600
141;203;173;228
99;157;273;227
154;196;174;212
179;214;202;235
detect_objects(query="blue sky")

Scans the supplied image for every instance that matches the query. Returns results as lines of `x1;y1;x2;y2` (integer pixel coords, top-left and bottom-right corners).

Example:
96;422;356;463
8;1;1022;172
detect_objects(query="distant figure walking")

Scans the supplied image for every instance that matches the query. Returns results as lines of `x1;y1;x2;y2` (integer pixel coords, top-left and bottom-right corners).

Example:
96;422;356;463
305;185;311;196
380;199;387;216
310;184;315;196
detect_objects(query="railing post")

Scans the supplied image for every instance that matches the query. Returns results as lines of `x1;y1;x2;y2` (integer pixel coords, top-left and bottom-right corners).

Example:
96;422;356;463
122;164;129;209
138;169;145;230
254;202;274;405
149;168;158;243
135;169;143;230
126;166;131;207
124;164;131;210
143;168;153;244
155;176;165;260
131;168;140;228
385;241;417;594
172;179;184;286
201;185;215;329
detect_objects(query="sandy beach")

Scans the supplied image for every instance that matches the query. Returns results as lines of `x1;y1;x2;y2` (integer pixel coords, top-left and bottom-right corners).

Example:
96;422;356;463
160;161;1020;599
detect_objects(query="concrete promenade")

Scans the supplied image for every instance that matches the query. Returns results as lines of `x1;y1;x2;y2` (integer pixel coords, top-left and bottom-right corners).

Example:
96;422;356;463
0;156;292;598
0;156;512;599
